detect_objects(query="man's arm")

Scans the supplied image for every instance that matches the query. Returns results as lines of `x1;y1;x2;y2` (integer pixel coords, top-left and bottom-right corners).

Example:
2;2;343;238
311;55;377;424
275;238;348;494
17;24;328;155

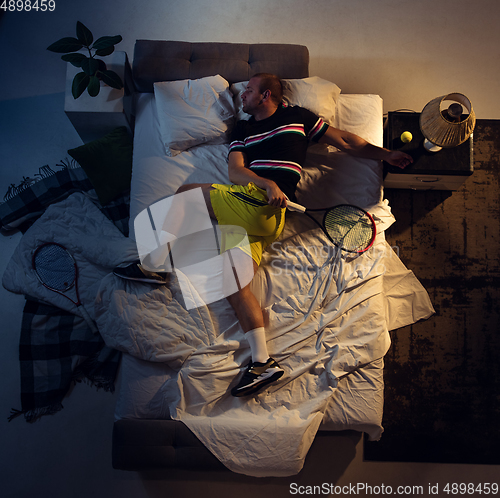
319;126;413;169
228;151;288;208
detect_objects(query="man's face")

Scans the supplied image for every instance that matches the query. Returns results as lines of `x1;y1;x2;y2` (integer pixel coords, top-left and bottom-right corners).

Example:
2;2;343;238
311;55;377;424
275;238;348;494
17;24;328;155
241;77;264;115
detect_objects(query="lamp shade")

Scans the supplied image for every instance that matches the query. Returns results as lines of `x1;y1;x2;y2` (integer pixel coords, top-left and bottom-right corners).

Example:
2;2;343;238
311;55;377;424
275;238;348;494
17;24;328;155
420;93;476;148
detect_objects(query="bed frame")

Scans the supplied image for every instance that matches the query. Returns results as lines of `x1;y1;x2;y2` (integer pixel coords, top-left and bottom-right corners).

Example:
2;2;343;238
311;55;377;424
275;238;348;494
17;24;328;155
112;40;312;471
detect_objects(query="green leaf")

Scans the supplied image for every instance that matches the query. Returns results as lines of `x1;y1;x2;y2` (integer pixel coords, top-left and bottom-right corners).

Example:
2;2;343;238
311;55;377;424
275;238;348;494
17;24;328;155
87;75;101;97
61;53;87;68
76;21;93;47
96;59;107;72
47;37;83;53
80;57;99;76
95;45;115;57
72;72;90;99
99;69;123;89
91;35;122;51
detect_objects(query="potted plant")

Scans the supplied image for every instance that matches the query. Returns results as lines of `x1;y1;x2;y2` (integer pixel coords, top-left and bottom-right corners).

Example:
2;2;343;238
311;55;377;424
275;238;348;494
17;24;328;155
47;21;124;99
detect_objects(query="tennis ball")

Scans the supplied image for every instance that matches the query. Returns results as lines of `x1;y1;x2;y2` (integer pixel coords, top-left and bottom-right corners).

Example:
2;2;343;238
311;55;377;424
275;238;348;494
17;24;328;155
401;131;413;143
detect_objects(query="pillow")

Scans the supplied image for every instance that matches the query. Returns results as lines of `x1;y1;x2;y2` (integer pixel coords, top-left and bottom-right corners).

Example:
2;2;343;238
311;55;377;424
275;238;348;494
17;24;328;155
282;77;341;126
230;76;341;125
154;75;236;157
68;126;133;206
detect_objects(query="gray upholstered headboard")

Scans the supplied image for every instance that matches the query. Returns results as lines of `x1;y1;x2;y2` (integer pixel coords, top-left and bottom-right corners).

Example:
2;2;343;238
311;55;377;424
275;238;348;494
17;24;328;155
113;40;310;472
132;40;309;92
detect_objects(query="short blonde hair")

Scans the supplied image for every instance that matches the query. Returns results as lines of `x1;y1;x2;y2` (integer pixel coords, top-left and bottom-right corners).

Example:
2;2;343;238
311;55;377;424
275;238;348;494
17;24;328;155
252;73;283;106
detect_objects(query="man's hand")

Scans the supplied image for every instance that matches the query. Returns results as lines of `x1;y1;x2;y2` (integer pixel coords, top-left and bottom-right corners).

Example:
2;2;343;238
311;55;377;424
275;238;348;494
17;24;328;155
228;151;288;208
319;127;413;169
384;150;413;169
264;181;288;208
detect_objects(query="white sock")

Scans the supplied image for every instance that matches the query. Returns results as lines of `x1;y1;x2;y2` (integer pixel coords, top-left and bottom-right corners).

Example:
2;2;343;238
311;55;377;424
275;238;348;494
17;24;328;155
246;327;269;364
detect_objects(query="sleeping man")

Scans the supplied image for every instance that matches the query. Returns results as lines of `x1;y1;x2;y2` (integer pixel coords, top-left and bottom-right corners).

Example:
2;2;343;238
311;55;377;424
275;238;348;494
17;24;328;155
114;73;412;397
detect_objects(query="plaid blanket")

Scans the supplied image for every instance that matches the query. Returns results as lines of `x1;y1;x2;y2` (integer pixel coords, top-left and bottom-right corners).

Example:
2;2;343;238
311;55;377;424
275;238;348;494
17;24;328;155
3;162;129;422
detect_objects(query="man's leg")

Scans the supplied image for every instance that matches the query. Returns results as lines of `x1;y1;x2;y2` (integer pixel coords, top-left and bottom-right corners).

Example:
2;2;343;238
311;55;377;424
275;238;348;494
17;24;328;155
222;240;284;397
138;183;215;272
176;183;216;219
119;182;284;394
226;278;264;330
226;261;284;396
225;258;269;365
185;184;274;368
116;183;216;280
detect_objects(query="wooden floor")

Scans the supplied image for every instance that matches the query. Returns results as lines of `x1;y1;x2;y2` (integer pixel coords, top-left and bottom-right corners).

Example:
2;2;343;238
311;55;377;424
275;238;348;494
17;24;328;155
365;120;500;464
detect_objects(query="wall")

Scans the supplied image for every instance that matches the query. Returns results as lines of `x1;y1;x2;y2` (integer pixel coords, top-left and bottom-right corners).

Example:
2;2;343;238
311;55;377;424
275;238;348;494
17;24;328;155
1;0;499;118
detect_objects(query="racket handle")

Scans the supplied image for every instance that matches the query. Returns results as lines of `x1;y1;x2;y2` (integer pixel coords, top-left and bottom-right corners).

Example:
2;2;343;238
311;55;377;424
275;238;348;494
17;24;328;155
286;200;306;213
79;305;99;334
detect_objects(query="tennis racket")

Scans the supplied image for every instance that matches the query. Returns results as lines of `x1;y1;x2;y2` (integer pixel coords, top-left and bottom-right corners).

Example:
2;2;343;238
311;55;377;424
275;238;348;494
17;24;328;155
32;242;99;334
286;201;376;253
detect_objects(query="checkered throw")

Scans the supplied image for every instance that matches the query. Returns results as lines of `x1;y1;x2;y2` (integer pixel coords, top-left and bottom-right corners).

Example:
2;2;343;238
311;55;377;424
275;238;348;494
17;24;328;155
4;163;129;422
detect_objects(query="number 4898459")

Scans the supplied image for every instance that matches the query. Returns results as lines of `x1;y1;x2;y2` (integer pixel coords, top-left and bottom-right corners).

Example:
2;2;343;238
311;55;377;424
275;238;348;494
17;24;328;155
1;0;56;11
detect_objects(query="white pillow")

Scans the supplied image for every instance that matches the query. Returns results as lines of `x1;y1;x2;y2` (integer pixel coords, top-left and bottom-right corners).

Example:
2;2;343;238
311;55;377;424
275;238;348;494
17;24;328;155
154;75;236;157
230;76;341;125
282;76;341;126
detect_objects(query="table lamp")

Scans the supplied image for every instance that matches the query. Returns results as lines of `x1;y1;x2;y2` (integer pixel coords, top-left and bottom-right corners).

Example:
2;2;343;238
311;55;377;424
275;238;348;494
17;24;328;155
420;93;476;152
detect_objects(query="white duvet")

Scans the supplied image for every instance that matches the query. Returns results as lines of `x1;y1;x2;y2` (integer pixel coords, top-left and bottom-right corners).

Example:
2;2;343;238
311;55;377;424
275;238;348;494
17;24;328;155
2;93;435;477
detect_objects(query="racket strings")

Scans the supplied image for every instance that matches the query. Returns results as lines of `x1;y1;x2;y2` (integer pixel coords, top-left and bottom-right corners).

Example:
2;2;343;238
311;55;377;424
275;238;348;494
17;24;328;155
34;244;76;291
324;206;374;252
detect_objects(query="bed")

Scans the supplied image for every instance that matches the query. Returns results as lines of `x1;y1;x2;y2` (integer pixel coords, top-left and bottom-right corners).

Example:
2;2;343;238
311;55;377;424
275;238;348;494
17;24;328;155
104;40;435;476
2;41;435;477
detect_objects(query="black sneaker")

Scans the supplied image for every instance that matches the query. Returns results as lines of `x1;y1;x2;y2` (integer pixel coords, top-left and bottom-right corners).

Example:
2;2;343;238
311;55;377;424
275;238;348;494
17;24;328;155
231;357;284;397
113;262;169;285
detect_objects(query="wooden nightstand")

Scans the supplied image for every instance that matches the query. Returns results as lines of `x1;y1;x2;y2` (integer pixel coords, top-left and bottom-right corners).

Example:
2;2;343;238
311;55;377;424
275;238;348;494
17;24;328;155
383;111;474;190
64;51;134;143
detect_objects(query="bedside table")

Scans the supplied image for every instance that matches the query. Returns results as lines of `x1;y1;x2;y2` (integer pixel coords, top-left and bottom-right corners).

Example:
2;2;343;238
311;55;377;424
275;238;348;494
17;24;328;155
383;111;474;190
64;51;134;143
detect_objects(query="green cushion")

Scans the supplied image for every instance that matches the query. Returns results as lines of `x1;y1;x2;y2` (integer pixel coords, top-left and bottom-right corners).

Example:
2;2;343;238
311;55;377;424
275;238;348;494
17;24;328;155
68;127;133;205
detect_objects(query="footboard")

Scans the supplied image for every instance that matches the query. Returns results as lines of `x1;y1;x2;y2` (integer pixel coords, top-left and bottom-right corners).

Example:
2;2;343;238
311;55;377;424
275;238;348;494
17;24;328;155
112;419;226;471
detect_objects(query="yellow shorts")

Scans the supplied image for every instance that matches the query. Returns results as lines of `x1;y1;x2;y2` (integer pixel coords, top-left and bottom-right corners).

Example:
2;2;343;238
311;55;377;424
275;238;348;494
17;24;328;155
210;183;286;266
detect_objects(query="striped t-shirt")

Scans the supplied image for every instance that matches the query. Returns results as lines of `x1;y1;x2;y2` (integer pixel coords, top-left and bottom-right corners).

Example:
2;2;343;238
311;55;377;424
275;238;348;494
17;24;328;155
228;105;329;200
